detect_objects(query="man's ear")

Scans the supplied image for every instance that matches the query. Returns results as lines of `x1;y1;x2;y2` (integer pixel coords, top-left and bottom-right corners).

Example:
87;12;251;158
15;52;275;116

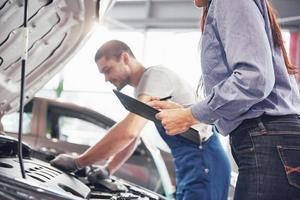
121;52;130;65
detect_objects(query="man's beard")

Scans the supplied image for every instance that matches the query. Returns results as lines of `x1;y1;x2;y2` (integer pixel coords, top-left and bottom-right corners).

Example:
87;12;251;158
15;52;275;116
116;77;130;91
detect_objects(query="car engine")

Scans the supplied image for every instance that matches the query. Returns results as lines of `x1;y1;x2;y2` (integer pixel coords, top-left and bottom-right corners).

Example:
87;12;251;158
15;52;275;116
0;135;166;200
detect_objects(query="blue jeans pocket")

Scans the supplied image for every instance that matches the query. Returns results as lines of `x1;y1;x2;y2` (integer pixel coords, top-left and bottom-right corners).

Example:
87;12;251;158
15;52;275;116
277;145;300;190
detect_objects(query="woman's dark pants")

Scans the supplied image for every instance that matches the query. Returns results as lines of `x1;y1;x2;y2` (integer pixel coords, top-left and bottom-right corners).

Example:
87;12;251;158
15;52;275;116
230;114;300;200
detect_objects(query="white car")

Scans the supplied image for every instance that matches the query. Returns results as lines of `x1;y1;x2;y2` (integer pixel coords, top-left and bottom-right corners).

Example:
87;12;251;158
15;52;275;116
0;0;173;199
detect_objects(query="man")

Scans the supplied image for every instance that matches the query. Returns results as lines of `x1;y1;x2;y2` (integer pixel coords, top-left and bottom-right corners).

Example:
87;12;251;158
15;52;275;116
51;40;230;200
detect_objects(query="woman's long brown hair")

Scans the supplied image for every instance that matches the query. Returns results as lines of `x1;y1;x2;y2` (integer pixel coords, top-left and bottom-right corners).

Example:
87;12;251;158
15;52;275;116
200;1;297;74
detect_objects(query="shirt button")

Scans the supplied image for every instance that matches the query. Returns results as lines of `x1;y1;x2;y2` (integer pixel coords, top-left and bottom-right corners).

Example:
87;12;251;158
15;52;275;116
199;145;203;150
204;168;209;174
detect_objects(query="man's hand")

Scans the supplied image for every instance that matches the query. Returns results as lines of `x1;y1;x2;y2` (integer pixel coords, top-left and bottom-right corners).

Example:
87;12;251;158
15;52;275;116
50;154;81;173
87;166;110;183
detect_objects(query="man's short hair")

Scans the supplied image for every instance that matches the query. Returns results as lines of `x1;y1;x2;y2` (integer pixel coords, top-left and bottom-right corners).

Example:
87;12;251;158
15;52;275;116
94;40;135;62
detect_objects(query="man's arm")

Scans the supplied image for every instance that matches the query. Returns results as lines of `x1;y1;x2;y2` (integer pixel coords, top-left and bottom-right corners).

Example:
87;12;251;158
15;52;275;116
51;95;151;171
77;95;151;167
85;138;140;181
106;138;139;175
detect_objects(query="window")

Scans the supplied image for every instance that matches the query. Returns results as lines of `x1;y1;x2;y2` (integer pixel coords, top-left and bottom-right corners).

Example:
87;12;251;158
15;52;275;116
2;112;32;134
58;116;108;146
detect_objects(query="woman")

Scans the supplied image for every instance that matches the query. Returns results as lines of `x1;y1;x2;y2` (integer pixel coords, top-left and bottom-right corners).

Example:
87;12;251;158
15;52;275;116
149;0;300;199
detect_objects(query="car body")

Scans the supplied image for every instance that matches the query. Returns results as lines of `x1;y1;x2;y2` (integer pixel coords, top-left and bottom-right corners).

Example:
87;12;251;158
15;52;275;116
0;0;173;199
2;96;176;195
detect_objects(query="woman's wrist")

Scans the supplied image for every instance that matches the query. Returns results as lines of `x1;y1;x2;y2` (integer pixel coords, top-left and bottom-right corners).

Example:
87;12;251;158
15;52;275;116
185;108;200;126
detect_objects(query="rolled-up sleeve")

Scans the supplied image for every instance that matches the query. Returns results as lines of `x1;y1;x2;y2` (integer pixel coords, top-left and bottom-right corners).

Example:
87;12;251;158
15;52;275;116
192;0;274;124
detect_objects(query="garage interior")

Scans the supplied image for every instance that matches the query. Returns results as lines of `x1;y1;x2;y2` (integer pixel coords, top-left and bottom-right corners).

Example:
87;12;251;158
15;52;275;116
0;0;300;200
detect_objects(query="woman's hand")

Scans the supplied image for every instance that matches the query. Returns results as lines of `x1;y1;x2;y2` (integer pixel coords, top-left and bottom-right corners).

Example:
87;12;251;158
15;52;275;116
155;108;199;135
147;99;183;110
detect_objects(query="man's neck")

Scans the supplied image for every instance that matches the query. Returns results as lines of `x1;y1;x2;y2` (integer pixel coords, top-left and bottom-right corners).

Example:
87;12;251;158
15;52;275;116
129;61;145;88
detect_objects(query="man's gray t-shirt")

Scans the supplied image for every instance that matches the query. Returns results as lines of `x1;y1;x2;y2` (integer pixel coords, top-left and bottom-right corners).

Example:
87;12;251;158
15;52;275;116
134;65;212;140
134;66;196;107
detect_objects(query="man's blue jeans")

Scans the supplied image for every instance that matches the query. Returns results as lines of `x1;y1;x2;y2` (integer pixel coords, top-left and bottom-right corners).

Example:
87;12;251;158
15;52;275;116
230;114;300;200
156;124;230;200
173;132;231;200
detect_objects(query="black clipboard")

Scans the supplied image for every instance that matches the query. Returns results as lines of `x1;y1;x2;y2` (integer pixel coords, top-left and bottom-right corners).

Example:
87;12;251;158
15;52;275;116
113;89;200;145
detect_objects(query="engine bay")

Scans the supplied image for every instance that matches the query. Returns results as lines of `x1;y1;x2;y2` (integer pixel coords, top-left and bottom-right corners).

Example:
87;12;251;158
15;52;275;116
0;135;166;200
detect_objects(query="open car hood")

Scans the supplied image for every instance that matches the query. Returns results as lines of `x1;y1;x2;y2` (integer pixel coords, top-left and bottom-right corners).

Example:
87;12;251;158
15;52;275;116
0;0;112;116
